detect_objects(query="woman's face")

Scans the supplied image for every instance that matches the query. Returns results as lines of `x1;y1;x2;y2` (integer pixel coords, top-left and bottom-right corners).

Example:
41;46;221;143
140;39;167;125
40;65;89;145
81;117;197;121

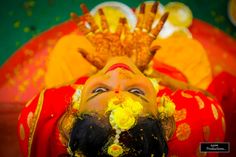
79;56;158;116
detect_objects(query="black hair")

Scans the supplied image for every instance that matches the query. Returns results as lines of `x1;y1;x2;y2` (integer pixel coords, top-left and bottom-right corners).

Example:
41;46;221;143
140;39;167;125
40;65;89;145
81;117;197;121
69;114;168;157
69;114;112;156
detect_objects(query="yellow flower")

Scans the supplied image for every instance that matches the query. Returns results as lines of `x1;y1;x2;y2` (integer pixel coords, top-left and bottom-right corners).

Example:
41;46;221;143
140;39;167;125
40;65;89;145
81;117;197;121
107;96;143;130
111;107;135;130
158;96;176;117
122;97;143;115
157;105;165;113
165;100;175;117
108;143;123;157
106;97;122;112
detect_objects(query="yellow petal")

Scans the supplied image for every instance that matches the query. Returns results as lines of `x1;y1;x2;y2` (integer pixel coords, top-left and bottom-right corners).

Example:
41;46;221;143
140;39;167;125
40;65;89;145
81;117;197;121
108;143;123;157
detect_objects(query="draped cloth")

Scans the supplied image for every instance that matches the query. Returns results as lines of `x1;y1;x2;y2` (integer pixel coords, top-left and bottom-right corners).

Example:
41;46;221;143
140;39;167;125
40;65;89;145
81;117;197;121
16;18;236;157
17;73;226;157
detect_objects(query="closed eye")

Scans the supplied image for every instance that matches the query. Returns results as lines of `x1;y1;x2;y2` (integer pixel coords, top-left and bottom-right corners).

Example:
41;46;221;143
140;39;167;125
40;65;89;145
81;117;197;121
92;87;109;94
86;87;109;102
128;88;145;96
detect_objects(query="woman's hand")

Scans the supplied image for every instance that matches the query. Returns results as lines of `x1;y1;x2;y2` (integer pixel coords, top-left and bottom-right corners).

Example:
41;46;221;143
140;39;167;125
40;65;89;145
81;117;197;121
71;2;168;71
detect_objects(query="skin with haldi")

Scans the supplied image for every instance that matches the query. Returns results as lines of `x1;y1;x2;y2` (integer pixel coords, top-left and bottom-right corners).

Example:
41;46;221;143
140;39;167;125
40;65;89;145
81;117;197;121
79;56;158;117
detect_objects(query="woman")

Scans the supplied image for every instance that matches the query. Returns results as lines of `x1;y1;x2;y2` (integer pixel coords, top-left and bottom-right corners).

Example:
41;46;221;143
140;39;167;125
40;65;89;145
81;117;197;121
17;3;225;157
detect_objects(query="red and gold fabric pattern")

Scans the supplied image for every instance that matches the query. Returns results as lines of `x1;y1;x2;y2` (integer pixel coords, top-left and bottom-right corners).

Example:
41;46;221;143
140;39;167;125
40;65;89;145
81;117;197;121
18;77;225;157
158;89;225;157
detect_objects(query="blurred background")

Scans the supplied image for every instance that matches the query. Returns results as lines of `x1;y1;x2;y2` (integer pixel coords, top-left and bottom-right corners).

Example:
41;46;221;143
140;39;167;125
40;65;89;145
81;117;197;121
0;0;235;66
0;0;235;157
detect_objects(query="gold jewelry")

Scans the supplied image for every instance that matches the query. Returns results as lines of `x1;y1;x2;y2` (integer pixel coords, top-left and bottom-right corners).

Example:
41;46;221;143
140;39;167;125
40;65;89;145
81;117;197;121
72;85;84;111
157;96;175;119
148;77;160;93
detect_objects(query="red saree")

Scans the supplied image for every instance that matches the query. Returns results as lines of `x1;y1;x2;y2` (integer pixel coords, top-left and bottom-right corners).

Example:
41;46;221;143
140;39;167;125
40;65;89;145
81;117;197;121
17;74;225;157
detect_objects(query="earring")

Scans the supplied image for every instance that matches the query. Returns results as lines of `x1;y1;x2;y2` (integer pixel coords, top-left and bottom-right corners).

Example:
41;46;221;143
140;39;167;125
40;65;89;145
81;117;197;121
148;77;160;93
157;96;175;119
72;85;84;111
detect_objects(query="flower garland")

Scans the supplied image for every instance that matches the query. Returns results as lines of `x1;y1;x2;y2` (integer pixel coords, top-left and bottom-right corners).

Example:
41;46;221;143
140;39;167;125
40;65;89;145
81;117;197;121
68;85;175;157
106;96;143;156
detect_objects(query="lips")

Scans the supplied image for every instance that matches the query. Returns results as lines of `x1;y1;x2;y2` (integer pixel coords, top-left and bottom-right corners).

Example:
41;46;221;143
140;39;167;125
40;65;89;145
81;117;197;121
106;63;133;73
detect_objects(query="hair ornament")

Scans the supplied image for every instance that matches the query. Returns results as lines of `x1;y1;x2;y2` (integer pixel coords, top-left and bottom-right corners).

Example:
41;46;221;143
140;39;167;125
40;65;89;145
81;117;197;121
72;85;84;111
157;96;175;119
148;77;160;93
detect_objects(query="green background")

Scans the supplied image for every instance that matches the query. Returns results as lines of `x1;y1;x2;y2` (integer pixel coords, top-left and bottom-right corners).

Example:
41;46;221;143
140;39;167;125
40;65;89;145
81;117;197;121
0;0;235;66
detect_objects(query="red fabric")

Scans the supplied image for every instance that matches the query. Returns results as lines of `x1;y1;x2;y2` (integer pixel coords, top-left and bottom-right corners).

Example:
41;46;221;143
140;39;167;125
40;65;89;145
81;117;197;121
17;94;40;157
18;77;225;157
17;86;75;157
158;88;225;157
207;72;236;157
74;76;89;84
33;86;75;157
17;77;87;157
152;60;188;83
189;19;236;77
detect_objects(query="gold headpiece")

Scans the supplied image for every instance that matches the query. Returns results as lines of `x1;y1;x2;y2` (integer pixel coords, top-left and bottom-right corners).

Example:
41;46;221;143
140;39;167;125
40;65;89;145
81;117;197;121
70;2;169;71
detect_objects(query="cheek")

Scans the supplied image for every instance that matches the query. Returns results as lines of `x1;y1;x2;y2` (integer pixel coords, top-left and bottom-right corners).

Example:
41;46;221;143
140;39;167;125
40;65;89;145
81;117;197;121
141;101;158;116
80;94;112;114
148;97;158;115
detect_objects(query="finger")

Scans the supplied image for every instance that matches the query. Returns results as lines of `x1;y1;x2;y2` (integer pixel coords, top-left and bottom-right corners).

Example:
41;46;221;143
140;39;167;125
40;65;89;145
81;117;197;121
80;3;99;32
135;3;145;31
115;17;125;36
136;50;146;71
80;3;89;14
70;12;80;23
123;17;130;35
78;48;95;66
149;45;161;57
98;8;109;32
144;45;161;69
136;45;161;71
78;48;104;69
143;1;159;32
78;48;89;59
116;17;126;36
70;12;91;35
150;12;169;38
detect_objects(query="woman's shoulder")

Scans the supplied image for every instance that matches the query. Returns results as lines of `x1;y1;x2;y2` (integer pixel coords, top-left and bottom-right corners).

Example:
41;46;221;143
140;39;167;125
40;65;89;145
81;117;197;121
159;88;225;156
